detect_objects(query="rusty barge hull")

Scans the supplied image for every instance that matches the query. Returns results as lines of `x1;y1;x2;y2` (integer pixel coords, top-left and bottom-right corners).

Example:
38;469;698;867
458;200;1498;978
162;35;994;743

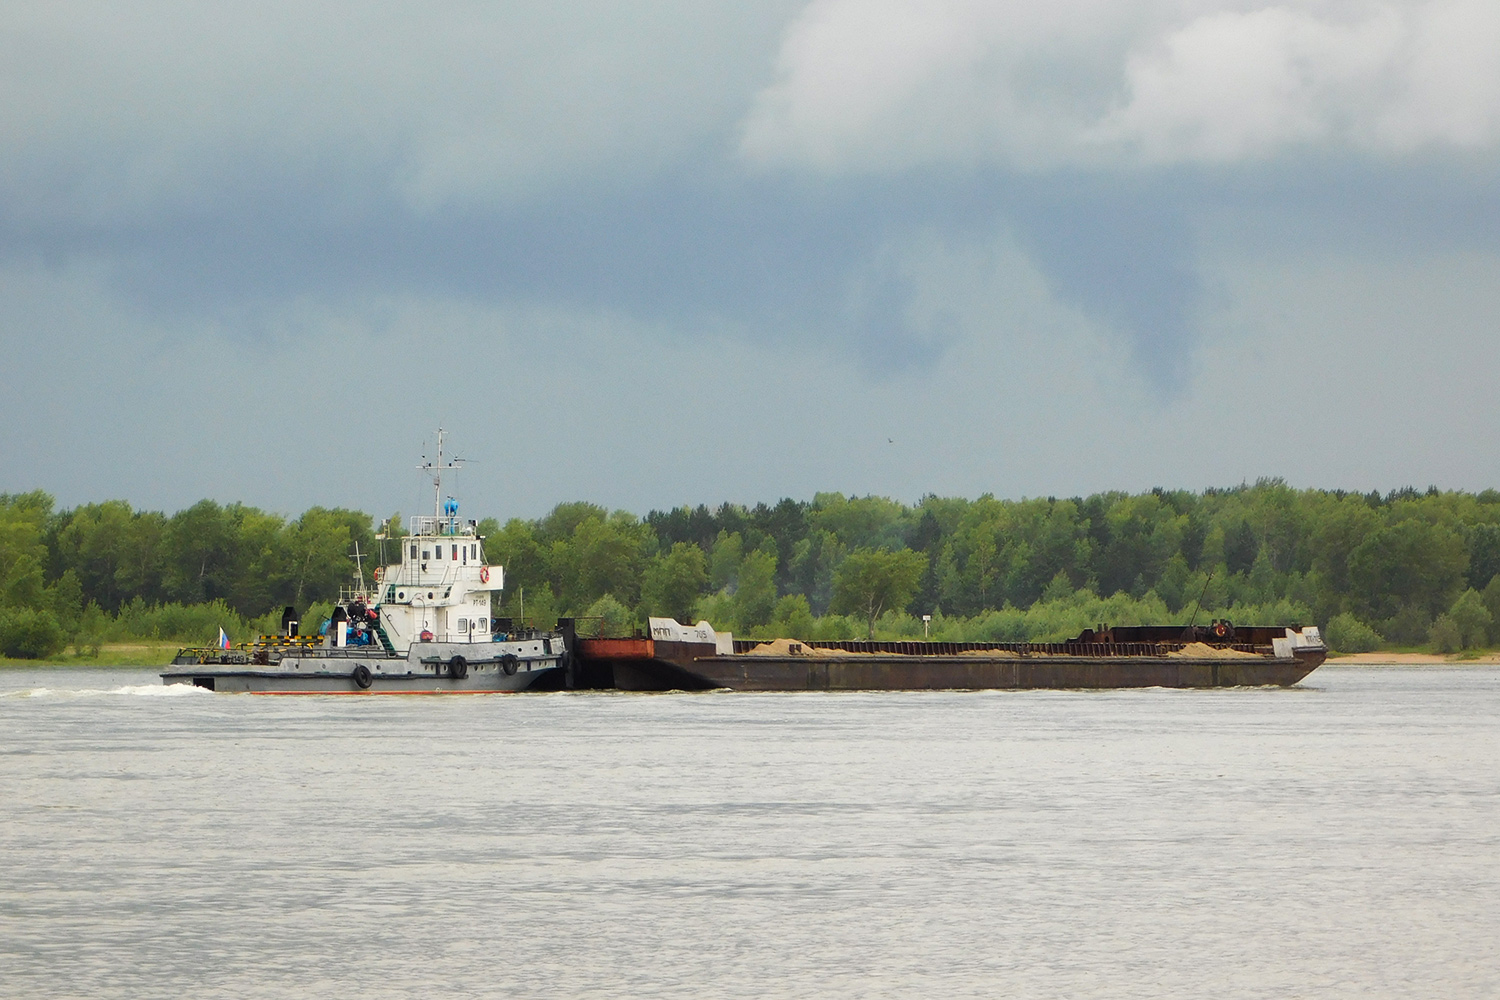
575;634;1326;692
644;653;1320;691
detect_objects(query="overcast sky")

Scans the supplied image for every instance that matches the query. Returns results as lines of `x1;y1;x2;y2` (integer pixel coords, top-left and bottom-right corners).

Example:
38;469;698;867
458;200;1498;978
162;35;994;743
3;1;1499;521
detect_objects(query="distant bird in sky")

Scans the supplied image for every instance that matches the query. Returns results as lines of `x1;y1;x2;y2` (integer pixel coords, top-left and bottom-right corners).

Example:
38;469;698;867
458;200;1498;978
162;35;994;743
888;438;894;444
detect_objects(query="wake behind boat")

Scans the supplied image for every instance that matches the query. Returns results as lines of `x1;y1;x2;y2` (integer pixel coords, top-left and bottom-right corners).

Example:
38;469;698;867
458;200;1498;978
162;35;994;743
162;431;567;694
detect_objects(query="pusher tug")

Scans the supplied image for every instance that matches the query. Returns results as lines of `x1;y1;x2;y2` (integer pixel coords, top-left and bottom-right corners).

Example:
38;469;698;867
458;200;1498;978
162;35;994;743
163;432;568;694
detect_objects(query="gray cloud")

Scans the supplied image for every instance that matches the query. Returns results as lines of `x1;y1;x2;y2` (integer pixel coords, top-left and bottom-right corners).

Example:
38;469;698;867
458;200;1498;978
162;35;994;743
3;2;1499;513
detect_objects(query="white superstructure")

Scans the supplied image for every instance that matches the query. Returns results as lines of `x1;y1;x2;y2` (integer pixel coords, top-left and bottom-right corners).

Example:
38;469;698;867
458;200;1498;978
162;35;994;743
375;514;501;650
374;429;502;652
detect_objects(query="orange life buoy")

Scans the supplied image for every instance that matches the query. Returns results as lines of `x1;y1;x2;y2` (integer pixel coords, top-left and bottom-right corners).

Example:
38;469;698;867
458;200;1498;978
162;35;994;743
374;567;383;583
1212;621;1228;638
479;566;490;584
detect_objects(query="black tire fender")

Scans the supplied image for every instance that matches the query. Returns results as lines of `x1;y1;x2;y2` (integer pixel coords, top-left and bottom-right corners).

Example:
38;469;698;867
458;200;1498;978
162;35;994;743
351;664;373;689
501;653;519;677
449;655;468;680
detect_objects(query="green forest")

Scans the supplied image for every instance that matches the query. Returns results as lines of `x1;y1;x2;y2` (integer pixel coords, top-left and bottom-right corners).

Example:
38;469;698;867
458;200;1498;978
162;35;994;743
5;481;1500;659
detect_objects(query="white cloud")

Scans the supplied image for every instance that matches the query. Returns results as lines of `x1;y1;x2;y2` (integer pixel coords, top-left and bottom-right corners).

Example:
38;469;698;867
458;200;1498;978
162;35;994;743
740;0;1143;170
1375;0;1500;149
741;0;1500;171
1097;6;1406;162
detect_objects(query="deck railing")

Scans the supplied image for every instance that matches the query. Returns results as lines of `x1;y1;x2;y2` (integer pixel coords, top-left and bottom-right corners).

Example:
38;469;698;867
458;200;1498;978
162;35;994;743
407;515;476;537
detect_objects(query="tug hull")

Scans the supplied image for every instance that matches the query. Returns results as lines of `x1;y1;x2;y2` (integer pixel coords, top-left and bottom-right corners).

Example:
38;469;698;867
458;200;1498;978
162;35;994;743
162;638;566;694
159;663;562;694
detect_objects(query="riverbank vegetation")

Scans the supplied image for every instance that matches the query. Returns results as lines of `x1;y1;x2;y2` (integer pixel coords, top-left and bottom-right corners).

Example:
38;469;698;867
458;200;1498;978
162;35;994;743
5;482;1500;659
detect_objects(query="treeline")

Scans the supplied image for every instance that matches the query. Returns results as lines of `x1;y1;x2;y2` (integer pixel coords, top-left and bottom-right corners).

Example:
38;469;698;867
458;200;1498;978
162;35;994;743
0;493;376;657
485;483;1500;652
6;482;1500;658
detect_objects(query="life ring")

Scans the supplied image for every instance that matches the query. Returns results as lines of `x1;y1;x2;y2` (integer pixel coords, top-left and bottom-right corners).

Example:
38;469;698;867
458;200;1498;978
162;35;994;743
1212;621;1228;638
351;664;373;689
373;567;383;583
449;655;468;679
479;566;490;584
419;629;434;642
500;653;519;676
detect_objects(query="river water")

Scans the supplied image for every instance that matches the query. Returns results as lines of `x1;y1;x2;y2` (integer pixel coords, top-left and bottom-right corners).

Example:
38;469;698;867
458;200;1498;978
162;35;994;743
2;665;1496;999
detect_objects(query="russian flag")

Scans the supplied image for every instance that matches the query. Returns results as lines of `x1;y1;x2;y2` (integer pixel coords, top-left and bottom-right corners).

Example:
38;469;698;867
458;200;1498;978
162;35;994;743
219;627;231;650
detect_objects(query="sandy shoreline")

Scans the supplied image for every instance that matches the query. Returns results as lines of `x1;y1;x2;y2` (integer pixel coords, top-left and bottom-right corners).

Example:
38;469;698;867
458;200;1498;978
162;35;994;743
1331;652;1500;664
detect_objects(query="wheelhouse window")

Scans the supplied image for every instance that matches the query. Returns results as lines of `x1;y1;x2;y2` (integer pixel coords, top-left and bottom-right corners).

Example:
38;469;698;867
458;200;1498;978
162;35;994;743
410;544;417;560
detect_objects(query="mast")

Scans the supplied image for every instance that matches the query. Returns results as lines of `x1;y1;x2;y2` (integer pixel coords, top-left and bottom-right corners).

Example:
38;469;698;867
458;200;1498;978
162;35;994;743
418;428;465;530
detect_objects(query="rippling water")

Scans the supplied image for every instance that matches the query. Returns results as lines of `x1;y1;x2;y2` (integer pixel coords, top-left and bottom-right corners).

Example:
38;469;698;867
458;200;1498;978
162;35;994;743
2;665;1497;999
